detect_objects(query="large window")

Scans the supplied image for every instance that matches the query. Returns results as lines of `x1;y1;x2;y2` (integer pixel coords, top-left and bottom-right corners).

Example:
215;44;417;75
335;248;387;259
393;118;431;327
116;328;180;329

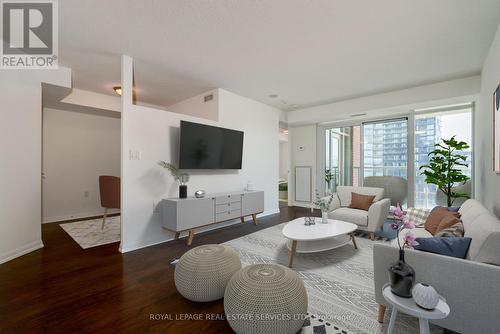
414;108;473;208
321;104;473;209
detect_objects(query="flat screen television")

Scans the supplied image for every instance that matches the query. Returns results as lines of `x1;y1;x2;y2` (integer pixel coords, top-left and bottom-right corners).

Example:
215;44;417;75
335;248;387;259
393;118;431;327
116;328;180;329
178;121;244;169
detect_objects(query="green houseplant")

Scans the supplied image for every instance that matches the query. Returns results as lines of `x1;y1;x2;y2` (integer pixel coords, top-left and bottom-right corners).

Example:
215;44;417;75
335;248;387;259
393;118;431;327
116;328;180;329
158;161;190;198
325;169;334;193
419;136;470;207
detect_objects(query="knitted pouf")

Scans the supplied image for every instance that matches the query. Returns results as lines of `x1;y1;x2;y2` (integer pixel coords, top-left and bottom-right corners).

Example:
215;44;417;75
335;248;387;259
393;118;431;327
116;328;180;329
224;263;308;334
174;244;242;302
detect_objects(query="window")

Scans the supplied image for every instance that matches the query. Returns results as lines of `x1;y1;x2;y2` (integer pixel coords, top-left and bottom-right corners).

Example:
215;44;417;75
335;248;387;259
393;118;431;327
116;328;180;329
414;109;473;208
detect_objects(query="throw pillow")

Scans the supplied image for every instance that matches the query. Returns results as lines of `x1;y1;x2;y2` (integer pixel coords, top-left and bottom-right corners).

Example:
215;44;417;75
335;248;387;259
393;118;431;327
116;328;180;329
424;207;460;235
430;206;461;213
435;221;465;237
415;237;472;259
436;215;462;234
349;192;376;211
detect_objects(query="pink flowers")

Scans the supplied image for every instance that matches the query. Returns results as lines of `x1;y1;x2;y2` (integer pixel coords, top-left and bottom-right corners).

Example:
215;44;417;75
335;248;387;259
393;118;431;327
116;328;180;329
393;206;405;220
403;231;419;249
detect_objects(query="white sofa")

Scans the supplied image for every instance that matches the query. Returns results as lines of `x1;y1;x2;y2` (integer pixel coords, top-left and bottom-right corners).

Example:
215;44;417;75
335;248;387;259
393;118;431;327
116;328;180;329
325;186;391;240
374;199;500;334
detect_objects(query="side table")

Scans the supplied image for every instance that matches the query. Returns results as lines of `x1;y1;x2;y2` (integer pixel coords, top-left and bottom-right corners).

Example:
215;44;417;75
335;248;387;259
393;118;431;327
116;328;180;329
382;284;450;334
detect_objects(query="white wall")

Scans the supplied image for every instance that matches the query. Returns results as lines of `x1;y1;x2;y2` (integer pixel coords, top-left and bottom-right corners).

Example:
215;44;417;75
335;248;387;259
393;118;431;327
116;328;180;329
288;125;317;207
279;141;289;180
42;108;121;223
476;23;500;218
0;68;71;264
287;76;480;125
121;59;280;252
168;89;219;121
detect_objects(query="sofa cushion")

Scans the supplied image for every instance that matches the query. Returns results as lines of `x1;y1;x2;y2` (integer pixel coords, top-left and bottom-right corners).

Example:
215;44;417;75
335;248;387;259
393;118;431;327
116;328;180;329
336;186;384;207
391;227;432;247
349;192;376;211
435;215;462;234
459;199;500;263
329;207;368;227
424;207;460;235
435;221;465;237
406;207;431;226
415;237;472;259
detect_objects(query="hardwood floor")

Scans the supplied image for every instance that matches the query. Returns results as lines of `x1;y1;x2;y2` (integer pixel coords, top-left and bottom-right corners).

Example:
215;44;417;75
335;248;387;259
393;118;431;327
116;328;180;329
0;206;315;334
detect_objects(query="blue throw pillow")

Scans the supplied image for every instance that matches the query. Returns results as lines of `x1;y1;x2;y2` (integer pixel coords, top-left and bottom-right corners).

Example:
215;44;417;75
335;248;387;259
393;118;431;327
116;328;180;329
430;206;460;213
415;237;472;259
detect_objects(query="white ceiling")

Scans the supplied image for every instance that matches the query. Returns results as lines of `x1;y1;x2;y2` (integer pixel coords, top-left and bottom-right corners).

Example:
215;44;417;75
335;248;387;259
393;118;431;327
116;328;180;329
58;0;500;111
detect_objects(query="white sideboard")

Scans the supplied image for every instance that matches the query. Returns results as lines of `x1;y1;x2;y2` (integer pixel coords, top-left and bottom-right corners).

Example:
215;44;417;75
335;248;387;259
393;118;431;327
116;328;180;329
160;190;264;245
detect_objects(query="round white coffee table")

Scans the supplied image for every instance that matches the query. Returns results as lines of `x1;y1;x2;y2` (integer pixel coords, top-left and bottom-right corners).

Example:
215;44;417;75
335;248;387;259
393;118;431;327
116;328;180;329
382;284;450;334
282;218;358;268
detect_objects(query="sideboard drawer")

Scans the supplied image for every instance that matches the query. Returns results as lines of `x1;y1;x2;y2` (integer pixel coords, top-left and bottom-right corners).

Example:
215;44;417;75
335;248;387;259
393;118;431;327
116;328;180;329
215;209;241;222
216;201;241;213
215;194;241;205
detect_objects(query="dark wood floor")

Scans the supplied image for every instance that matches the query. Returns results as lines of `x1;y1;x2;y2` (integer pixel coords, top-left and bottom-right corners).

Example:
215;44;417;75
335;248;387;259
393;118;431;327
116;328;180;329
0;206;315;334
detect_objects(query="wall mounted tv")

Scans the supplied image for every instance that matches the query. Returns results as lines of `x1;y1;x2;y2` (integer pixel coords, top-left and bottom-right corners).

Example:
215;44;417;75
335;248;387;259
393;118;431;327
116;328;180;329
178;121;244;169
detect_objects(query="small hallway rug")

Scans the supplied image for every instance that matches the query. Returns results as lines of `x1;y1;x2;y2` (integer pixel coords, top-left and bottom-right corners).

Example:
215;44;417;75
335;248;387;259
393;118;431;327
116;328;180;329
224;223;442;334
60;216;120;249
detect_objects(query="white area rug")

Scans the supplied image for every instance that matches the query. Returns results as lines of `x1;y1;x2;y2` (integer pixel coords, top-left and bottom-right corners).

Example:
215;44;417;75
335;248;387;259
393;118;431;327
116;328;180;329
60;216;120;249
224;223;442;334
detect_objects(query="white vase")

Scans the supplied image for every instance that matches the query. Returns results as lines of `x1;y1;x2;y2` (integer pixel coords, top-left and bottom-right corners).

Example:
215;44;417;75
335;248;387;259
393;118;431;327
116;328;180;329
412;283;439;310
321;211;328;223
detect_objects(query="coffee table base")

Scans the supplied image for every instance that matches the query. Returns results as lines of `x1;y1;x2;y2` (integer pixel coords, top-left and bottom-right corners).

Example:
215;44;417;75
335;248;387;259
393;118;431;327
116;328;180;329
286;233;357;267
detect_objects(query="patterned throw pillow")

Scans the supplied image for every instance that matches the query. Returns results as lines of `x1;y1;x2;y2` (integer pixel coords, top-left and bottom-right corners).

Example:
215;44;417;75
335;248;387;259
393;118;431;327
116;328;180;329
406;207;431;226
435;221;465;237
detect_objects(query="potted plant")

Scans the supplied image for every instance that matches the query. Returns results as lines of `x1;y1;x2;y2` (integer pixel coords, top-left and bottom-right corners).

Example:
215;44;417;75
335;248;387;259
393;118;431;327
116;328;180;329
388;206;419;297
313;190;334;223
419;136;470;207
158;161;190;198
325;169;334;194
279;182;288;200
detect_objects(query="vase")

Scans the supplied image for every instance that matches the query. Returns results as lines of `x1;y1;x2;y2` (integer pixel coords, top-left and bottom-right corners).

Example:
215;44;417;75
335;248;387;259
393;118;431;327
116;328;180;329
179;184;187;198
321;211;328;223
388;249;415;298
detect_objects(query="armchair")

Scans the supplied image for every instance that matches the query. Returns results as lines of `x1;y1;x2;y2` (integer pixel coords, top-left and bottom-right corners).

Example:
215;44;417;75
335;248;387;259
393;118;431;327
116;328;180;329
324;186;390;240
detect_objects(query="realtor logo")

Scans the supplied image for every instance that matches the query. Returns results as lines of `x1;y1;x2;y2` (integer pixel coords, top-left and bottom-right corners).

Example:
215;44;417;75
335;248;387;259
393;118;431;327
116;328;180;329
1;0;58;69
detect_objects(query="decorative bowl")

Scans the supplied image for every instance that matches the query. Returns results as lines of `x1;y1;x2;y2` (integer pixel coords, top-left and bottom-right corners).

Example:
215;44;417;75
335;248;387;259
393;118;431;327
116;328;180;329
412;283;439;310
194;190;206;198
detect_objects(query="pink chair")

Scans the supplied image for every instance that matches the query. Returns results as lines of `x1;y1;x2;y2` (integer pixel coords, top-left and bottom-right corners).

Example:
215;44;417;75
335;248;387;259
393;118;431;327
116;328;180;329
99;176;120;229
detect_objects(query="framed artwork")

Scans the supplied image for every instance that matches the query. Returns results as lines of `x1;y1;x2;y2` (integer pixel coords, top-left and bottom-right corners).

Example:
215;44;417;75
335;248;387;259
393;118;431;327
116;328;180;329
495;83;500;173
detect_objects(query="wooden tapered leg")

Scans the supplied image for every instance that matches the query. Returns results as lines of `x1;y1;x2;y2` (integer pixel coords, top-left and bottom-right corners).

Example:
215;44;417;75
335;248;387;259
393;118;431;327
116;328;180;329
351;233;358;249
378;304;386;323
288;240;297;268
101;208;108;229
240;217;245;223
251;213;257;225
174;232;180;240
186;230;195;246
370;232;375;241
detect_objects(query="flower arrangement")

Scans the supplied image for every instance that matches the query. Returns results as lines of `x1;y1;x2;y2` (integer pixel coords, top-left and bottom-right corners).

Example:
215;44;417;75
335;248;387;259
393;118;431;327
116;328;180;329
391;205;419;251
313;190;334;212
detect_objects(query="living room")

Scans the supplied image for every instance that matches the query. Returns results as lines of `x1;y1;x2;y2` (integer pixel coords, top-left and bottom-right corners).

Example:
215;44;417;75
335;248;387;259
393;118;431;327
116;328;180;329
1;1;500;334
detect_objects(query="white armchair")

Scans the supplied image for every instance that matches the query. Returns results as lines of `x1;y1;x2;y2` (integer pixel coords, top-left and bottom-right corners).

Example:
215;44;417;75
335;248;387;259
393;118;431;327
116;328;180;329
324;186;390;240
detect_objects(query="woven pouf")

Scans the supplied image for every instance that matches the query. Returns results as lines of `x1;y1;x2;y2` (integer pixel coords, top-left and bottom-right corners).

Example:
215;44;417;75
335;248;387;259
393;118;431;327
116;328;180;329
224;263;308;334
174;244;241;302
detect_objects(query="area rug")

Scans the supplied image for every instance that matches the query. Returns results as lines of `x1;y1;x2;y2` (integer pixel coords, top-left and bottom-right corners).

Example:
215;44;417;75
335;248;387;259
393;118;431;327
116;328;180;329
60;216;120;249
224;223;442;334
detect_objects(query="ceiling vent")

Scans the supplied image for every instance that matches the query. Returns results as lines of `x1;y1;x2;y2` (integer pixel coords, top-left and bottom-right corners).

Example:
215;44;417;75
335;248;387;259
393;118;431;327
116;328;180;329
204;94;214;102
350;113;367;118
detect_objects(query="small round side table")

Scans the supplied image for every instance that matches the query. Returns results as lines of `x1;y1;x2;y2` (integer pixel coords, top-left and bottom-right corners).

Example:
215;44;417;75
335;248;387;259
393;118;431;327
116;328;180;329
382;284;450;334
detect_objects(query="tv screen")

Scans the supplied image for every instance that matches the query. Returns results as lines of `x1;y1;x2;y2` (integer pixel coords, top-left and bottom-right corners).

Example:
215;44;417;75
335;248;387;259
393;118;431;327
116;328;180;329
178;121;244;169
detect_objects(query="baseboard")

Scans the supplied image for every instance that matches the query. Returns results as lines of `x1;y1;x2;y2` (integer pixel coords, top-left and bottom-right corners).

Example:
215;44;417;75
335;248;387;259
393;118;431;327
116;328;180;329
42;209;121;224
0;240;44;265
119;208;281;253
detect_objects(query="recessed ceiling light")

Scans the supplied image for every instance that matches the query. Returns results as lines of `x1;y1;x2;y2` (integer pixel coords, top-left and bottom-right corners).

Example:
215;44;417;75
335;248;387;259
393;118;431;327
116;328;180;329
113;86;122;96
290;104;299;108
268;94;278;98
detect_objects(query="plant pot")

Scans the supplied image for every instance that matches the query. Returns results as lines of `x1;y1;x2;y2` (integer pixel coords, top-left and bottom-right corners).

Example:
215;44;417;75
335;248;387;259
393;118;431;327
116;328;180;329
321;211;328;223
388;250;415;298
179;185;187;199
